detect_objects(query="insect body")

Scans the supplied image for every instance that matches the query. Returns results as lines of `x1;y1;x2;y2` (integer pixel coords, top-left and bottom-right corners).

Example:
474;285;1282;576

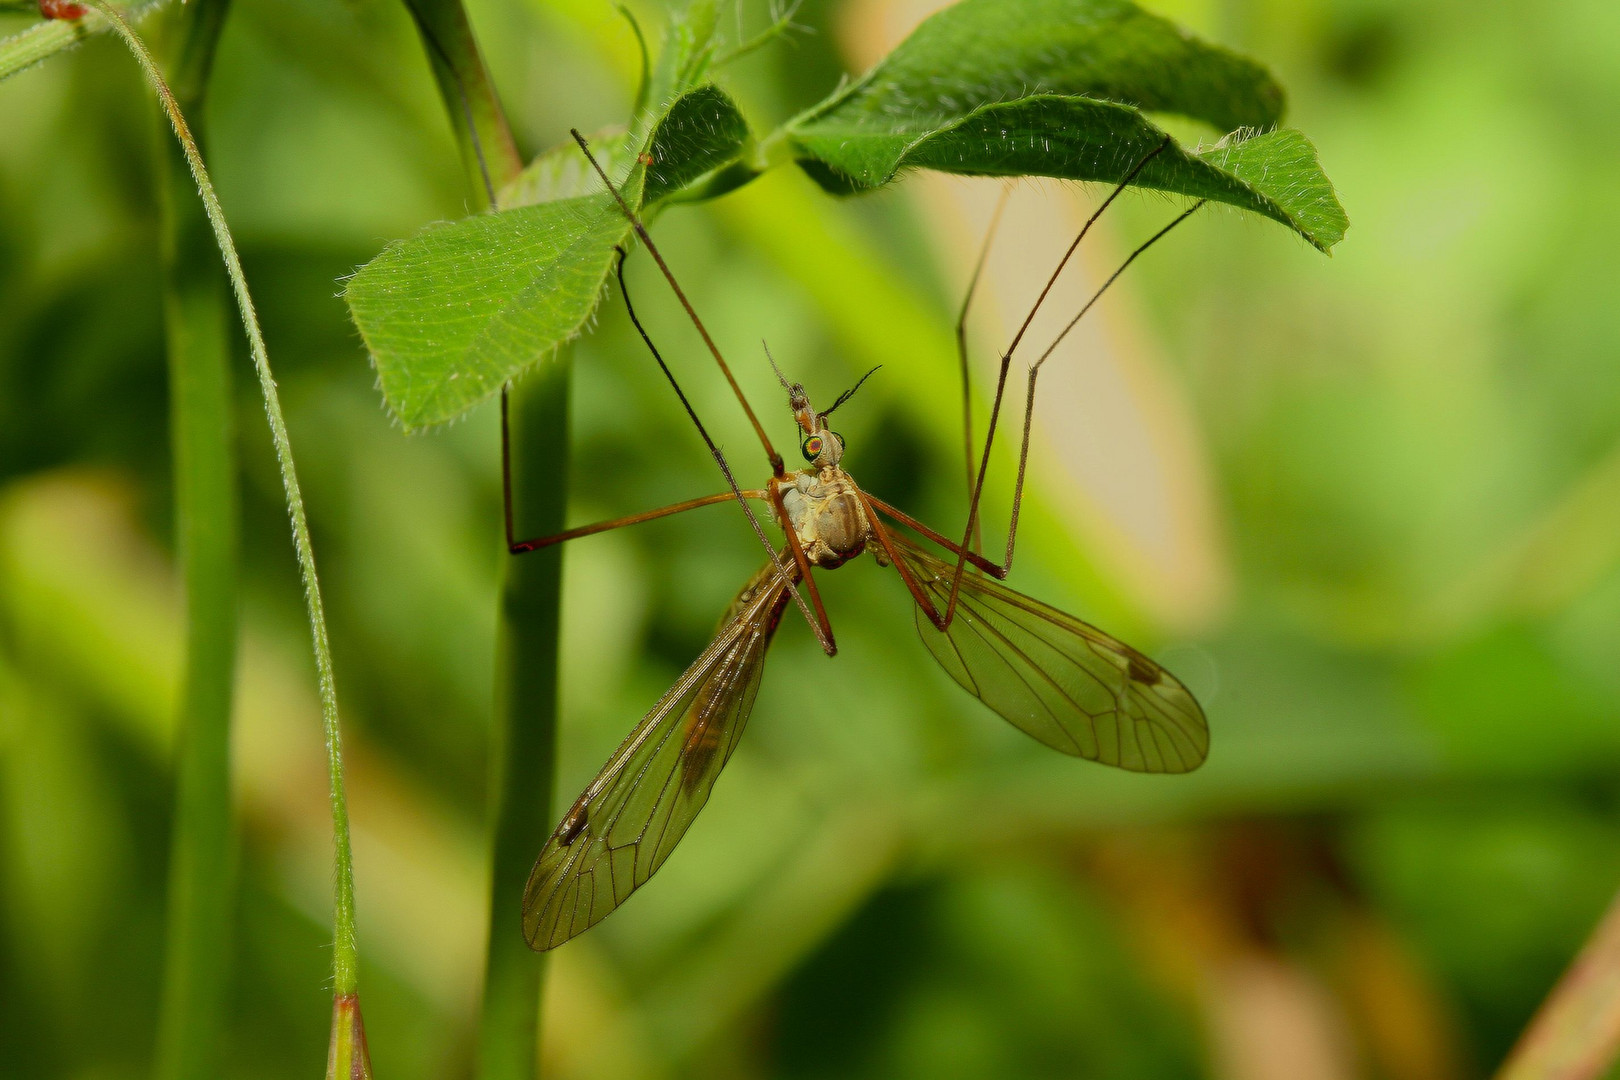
777;401;874;569
513;132;1209;951
516;374;1207;951
779;464;872;569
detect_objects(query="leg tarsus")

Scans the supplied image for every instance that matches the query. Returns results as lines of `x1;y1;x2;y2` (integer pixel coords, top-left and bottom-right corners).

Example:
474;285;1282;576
956;185;1011;553
507;490;768;555
941;141;1190;629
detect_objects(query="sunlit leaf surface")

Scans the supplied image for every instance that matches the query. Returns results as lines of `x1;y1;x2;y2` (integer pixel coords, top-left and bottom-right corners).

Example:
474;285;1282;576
346;84;750;430
345;186;636;431
792;0;1284;136
787;0;1345;250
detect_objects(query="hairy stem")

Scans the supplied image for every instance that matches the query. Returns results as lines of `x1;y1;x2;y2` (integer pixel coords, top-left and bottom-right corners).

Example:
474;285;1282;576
0;1;171;82
91;0;362;995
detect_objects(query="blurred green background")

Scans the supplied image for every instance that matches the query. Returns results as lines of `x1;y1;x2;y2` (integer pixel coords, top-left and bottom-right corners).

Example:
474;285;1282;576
3;0;1620;1077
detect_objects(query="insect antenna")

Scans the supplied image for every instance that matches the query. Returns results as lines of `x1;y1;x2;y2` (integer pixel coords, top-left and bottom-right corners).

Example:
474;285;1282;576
762;339;793;391
821;364;882;417
610;246;831;654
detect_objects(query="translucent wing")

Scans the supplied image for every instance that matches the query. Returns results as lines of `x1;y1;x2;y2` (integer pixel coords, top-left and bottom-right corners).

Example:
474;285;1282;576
890;534;1208;773
522;561;793;950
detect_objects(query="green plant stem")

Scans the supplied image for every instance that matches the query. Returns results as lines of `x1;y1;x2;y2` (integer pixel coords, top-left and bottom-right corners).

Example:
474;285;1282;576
90;1;362;996
0;0;169;82
482;367;569;1080
399;0;522;204
397;4;562;1077
149;2;236;1077
1496;887;1620;1080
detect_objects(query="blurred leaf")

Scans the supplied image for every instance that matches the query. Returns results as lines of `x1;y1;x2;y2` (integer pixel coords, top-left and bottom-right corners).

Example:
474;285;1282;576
347;84;749;430
643;0;719;122
498;125;632;208
784;0;1346;251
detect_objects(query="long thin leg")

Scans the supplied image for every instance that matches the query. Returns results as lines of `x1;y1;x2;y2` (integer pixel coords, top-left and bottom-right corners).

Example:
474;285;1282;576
941;141;1170;623
507;489;770;554
942;140;1201;628
608;247;831;654
987;201;1207;582
956;184;1011;553
768;485;837;656
861;493;948;630
572;130;787;479
864;494;1004;578
504;386;763;553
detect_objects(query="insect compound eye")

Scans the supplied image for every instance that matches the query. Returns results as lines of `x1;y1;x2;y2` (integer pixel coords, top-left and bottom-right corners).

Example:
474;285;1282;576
801;435;824;462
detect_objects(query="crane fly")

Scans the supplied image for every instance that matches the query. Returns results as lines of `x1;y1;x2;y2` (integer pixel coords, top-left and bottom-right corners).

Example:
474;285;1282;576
508;131;1210;951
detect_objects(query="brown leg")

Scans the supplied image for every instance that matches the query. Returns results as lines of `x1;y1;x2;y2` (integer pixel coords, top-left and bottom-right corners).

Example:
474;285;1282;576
605;248;824;636
502;382;770;554
861;493;947;631
508;246;820;640
508;491;770;554
864;494;1004;578
768;485;837;656
942;136;1203;628
987;201;1208;579
573;132;787;479
956;184;1011;553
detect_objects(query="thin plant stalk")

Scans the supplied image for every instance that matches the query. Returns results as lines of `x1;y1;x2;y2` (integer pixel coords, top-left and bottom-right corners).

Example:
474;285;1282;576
149;1;237;1077
399;0;521;205
482;367;569;1080
90;0;364;1016
0;1;173;82
397;4;565;1077
1496;888;1620;1080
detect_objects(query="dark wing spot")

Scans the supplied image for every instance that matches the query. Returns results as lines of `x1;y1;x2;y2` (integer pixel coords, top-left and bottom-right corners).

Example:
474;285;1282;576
1125;650;1161;686
680;709;722;797
559;799;590;845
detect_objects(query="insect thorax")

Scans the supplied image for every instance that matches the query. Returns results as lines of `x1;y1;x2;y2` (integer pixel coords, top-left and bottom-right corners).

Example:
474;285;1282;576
777;468;871;569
